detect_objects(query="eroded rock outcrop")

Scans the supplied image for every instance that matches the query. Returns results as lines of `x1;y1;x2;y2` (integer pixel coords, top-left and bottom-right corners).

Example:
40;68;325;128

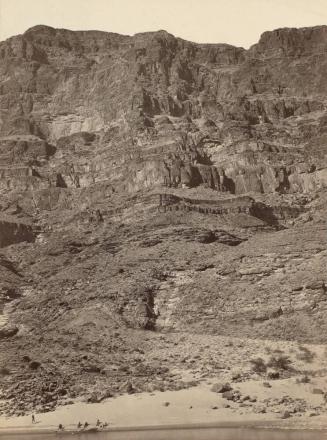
0;216;35;247
0;25;326;202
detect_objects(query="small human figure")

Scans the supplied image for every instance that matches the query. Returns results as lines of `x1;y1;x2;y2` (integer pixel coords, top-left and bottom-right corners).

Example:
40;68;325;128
77;421;82;429
32;414;35;424
58;423;64;431
84;421;89;429
96;419;101;426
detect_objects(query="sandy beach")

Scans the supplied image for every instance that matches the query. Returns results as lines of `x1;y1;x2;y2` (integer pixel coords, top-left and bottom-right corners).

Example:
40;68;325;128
1;380;327;436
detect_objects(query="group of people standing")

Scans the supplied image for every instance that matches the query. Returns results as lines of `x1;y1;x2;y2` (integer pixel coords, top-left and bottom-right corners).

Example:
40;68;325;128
31;415;108;432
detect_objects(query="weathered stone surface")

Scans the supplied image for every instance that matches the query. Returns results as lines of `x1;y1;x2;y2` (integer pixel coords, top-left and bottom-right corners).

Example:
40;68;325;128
0;325;18;339
211;383;232;393
0;216;35;247
0;25;326;200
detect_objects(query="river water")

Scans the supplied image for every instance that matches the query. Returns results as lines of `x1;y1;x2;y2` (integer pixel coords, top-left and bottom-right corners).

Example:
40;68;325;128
2;427;327;440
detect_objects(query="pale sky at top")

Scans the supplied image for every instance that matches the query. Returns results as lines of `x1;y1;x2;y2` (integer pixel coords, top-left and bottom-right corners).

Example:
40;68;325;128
0;0;327;48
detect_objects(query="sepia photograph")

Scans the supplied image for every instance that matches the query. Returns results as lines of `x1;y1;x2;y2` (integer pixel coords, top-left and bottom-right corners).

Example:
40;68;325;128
0;0;326;438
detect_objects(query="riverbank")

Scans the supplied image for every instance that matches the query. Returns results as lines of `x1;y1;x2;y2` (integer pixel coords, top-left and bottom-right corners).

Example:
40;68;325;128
1;380;327;436
1;423;327;440
1;423;327;439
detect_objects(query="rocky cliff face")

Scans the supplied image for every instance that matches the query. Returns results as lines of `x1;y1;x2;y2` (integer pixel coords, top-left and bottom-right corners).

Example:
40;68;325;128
0;25;326;199
0;25;326;416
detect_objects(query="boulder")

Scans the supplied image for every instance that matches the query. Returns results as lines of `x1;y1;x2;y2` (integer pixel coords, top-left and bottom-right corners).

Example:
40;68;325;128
281;410;291;419
312;388;324;395
29;361;41;370
211;383;232;393
267;370;280;380
0;325;18;339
